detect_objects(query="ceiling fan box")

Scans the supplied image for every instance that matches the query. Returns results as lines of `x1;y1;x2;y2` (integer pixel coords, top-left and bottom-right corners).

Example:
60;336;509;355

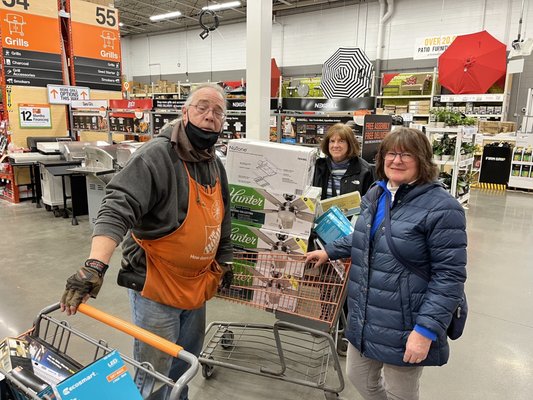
229;184;321;236
226;139;318;195
230;221;309;256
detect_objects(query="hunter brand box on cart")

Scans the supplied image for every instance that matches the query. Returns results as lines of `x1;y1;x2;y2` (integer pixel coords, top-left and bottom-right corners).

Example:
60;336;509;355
230;184;321;236
54;350;141;400
231;221;309;255
226;139;318;195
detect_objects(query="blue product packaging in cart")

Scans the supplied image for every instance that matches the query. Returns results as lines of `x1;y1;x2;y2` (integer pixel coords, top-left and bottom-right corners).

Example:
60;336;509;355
54;350;142;400
314;206;353;244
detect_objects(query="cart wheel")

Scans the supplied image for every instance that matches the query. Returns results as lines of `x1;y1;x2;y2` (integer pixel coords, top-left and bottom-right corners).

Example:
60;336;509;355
201;363;215;379
221;330;234;350
53;209;61;217
45;204;52;211
324;391;339;400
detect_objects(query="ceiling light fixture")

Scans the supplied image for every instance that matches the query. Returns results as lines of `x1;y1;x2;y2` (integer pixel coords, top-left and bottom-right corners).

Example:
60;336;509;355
150;11;182;22
202;1;241;12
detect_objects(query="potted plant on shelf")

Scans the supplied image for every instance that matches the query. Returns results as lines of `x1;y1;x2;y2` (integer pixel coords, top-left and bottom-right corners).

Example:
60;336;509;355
461;116;478;127
435;109;448;128
440;134;455;162
457;171;476;197
444;111;463;127
438;171;453;190
460;142;477;161
432;140;443;160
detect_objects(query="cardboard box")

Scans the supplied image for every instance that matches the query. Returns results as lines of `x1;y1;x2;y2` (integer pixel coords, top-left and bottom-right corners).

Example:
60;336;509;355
54;350;142;400
250;259;303;312
314;206;353;244
7;366;56;400
499;121;516;133
230;184;320;236
226;139;318;195
478;121;500;134
0;337;32;374
318;191;361;217
26;336;81;386
231;221;309;255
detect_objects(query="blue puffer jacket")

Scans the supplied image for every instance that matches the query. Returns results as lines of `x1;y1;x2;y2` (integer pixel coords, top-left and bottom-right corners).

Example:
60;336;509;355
325;181;467;366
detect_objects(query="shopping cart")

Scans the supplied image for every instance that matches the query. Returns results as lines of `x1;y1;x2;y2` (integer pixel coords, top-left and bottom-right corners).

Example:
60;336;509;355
1;303;199;399
199;252;350;399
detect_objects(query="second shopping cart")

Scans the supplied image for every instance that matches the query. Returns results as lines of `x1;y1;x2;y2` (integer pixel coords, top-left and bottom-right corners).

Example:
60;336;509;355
199;251;350;399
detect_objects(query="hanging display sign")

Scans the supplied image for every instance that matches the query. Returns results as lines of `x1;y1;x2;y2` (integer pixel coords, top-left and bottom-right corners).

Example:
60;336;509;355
71;99;108;131
153;99;186;110
226;99;278;110
67;0;122;91
361;114;392;163
282;97;375;112
47;84;91;104
109;99;153;110
221;115;246;139
0;0;64;87
413;34;458;60
71;100;108;109
18;104;52;128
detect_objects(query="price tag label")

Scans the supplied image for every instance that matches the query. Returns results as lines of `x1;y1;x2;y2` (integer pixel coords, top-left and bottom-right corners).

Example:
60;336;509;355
18;104;52;128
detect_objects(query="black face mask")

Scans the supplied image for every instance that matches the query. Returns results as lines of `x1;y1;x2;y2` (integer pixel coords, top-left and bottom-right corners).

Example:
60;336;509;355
185;121;220;150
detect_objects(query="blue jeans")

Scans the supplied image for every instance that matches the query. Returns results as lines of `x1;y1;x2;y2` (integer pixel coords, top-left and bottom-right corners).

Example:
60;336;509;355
129;289;206;400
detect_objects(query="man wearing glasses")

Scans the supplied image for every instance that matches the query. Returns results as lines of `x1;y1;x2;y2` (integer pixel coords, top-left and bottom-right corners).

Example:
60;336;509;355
60;83;233;400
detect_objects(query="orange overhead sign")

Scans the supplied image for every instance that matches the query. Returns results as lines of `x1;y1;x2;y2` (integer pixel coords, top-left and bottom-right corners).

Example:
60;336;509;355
67;0;122;91
71;23;121;62
0;11;62;54
0;0;63;88
0;0;57;18
69;0;121;62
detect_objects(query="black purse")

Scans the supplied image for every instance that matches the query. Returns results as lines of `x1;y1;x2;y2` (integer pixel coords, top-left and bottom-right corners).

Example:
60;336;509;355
383;195;467;340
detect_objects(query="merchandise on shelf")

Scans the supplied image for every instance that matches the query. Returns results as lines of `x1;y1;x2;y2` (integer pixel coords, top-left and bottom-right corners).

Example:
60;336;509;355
508;137;533;189
426;126;477;204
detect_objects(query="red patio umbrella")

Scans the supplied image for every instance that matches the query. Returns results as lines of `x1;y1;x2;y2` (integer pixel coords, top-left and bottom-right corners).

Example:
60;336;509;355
438;31;506;94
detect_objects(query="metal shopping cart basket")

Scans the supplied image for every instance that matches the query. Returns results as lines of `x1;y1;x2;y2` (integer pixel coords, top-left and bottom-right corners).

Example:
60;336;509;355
1;303;199;399
199;252;350;399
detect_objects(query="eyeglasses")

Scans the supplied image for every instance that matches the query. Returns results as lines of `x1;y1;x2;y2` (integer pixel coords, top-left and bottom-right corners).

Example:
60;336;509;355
384;152;415;162
189;103;226;120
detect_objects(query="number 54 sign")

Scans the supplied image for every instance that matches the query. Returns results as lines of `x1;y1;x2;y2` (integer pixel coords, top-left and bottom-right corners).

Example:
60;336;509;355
18;104;52;128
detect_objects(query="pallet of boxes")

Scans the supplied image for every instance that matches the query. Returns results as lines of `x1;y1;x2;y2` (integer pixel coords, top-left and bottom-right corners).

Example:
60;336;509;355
225;139;329;318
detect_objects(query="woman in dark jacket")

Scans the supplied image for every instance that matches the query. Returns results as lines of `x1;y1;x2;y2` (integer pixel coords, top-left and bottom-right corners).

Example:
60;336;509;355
307;128;467;400
313;123;374;200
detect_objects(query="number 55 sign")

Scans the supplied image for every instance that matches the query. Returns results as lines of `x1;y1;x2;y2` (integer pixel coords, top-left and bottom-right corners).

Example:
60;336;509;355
18;104;52;128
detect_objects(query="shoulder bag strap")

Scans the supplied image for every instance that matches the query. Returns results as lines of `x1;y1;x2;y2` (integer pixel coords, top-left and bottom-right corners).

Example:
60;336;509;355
384;194;430;282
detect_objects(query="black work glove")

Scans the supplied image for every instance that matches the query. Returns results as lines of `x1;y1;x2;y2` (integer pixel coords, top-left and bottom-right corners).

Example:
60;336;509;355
219;262;234;291
61;259;108;311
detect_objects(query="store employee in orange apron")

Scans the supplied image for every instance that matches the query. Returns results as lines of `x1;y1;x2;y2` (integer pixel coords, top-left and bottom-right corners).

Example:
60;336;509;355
60;83;233;400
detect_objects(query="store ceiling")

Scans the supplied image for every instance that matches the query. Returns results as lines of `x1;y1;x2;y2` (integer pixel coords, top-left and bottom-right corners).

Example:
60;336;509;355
116;0;365;37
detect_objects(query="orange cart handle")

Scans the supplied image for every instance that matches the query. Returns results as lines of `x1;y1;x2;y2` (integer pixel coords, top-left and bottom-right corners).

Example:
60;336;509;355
78;303;183;358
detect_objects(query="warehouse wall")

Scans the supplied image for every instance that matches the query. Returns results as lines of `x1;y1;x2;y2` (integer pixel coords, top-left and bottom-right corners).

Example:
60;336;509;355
120;0;533;124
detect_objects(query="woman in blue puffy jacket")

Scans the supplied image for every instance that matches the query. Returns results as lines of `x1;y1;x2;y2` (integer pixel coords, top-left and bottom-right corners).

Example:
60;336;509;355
306;127;467;400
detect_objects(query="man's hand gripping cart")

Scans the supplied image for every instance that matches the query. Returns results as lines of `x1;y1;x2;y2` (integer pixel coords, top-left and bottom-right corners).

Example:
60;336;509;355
1;303;199;400
199;252;350;400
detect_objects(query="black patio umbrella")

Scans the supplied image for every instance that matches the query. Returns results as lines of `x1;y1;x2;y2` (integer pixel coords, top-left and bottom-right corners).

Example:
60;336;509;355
321;47;373;98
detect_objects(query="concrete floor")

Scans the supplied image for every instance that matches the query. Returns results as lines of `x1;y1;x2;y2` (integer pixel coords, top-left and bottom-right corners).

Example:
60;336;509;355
1;189;532;399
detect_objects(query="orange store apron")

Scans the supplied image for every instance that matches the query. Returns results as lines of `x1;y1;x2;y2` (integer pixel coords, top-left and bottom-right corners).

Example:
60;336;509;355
133;162;223;310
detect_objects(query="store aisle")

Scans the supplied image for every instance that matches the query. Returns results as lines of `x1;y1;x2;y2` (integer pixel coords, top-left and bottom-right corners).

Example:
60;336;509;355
1;189;532;399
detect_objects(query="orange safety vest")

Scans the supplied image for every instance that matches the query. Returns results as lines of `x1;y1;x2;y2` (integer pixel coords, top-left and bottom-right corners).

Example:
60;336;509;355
133;162;223;309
